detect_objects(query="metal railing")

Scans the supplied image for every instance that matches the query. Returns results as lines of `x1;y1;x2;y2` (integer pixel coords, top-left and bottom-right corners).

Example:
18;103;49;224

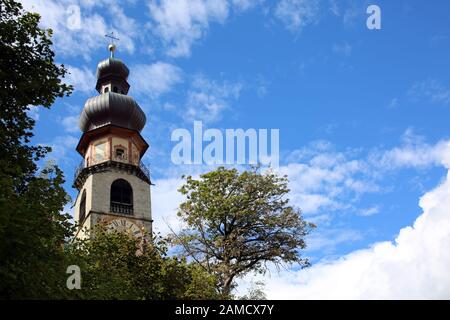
74;160;86;184
139;161;150;180
110;202;133;215
73;158;151;186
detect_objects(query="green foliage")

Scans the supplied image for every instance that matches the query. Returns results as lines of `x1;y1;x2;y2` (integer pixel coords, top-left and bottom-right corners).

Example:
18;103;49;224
0;0;73;299
0;161;75;299
66;227;219;300
174;166;316;297
0;0;72;178
0;0;219;300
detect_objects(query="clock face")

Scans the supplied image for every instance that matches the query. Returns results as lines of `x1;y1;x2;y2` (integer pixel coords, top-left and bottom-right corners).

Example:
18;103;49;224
106;218;144;238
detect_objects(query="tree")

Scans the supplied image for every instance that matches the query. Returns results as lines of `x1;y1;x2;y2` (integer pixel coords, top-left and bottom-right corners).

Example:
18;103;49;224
240;280;267;300
174;167;315;297
0;0;218;300
0;0;73;298
66;227;219;300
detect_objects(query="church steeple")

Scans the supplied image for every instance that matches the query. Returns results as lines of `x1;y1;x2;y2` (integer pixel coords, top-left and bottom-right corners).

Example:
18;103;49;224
108;43;116;58
94;33;130;95
105;32;119;58
78;38;146;133
73;43;153;240
95;55;130;95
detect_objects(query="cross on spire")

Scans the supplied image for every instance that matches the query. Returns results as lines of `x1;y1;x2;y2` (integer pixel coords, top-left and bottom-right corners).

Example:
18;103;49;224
105;32;120;58
105;31;119;44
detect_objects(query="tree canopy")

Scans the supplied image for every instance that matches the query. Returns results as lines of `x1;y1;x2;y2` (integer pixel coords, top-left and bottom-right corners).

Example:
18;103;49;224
174;166;315;297
67;227;219;300
0;0;219;300
0;0;73;299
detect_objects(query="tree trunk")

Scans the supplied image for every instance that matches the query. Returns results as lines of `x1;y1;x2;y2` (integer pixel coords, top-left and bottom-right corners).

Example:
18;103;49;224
222;275;234;298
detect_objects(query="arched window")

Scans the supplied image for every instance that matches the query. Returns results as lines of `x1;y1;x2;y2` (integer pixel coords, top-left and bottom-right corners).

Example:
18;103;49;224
113;86;118;93
104;87;109;93
79;190;86;224
110;179;133;214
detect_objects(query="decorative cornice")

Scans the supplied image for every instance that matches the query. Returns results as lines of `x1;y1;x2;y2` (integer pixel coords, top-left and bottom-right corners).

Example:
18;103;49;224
73;160;151;190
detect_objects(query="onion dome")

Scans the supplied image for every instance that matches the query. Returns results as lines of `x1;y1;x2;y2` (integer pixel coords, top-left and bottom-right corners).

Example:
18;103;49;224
97;57;129;79
79;92;146;132
78;44;146;133
95;58;130;92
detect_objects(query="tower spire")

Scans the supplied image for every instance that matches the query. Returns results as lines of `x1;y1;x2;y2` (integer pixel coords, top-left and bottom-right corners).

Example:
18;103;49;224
105;32;120;58
73;44;152;240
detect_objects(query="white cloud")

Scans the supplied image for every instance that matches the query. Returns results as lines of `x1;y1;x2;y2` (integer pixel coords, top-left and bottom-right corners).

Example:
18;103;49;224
231;0;264;12
409;79;450;106
307;228;363;253
141;122;450;298
238;141;450;299
279;130;450;218
22;0;137;60
61;115;80;133
149;137;450;299
184;75;243;123
65;65;96;94
43;135;79;166
151;177;186;235
130;62;183;98
151;132;448;239
106;3;139;53
148;0;230;57
369;129;450;170
274;0;320;32
279;143;376;215
23;0;321;59
358;206;380;217
57;103;82;133
147;0;262;57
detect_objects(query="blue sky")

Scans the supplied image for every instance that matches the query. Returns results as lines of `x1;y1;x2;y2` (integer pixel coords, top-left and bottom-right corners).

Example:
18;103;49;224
23;0;450;298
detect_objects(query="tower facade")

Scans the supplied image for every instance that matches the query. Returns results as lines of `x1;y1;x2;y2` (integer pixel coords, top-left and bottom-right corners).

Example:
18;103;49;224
73;46;152;239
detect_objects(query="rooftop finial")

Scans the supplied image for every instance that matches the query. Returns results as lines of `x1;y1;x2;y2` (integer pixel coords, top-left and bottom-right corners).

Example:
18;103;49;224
105;32;120;58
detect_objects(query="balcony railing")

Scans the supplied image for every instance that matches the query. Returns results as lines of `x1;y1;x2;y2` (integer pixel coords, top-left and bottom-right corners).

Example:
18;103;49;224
139;161;150;180
74;160;85;184
110;202;133;215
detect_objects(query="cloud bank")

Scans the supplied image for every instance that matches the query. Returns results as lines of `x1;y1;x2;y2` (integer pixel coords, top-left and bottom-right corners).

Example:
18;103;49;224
248;141;450;299
150;137;450;299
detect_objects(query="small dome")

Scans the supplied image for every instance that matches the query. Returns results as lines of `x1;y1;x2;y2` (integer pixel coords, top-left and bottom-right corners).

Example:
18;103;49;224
79;92;146;132
96;58;129;80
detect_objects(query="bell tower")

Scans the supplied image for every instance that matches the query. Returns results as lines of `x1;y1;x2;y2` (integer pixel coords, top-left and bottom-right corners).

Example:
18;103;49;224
73;43;152;239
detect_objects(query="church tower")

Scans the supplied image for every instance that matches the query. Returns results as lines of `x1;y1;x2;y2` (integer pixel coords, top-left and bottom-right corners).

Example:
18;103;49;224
73;43;152;239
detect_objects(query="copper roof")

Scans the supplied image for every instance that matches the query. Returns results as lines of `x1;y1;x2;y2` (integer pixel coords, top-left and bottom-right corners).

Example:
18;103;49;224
79;56;146;133
79;92;146;132
96;58;129;80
